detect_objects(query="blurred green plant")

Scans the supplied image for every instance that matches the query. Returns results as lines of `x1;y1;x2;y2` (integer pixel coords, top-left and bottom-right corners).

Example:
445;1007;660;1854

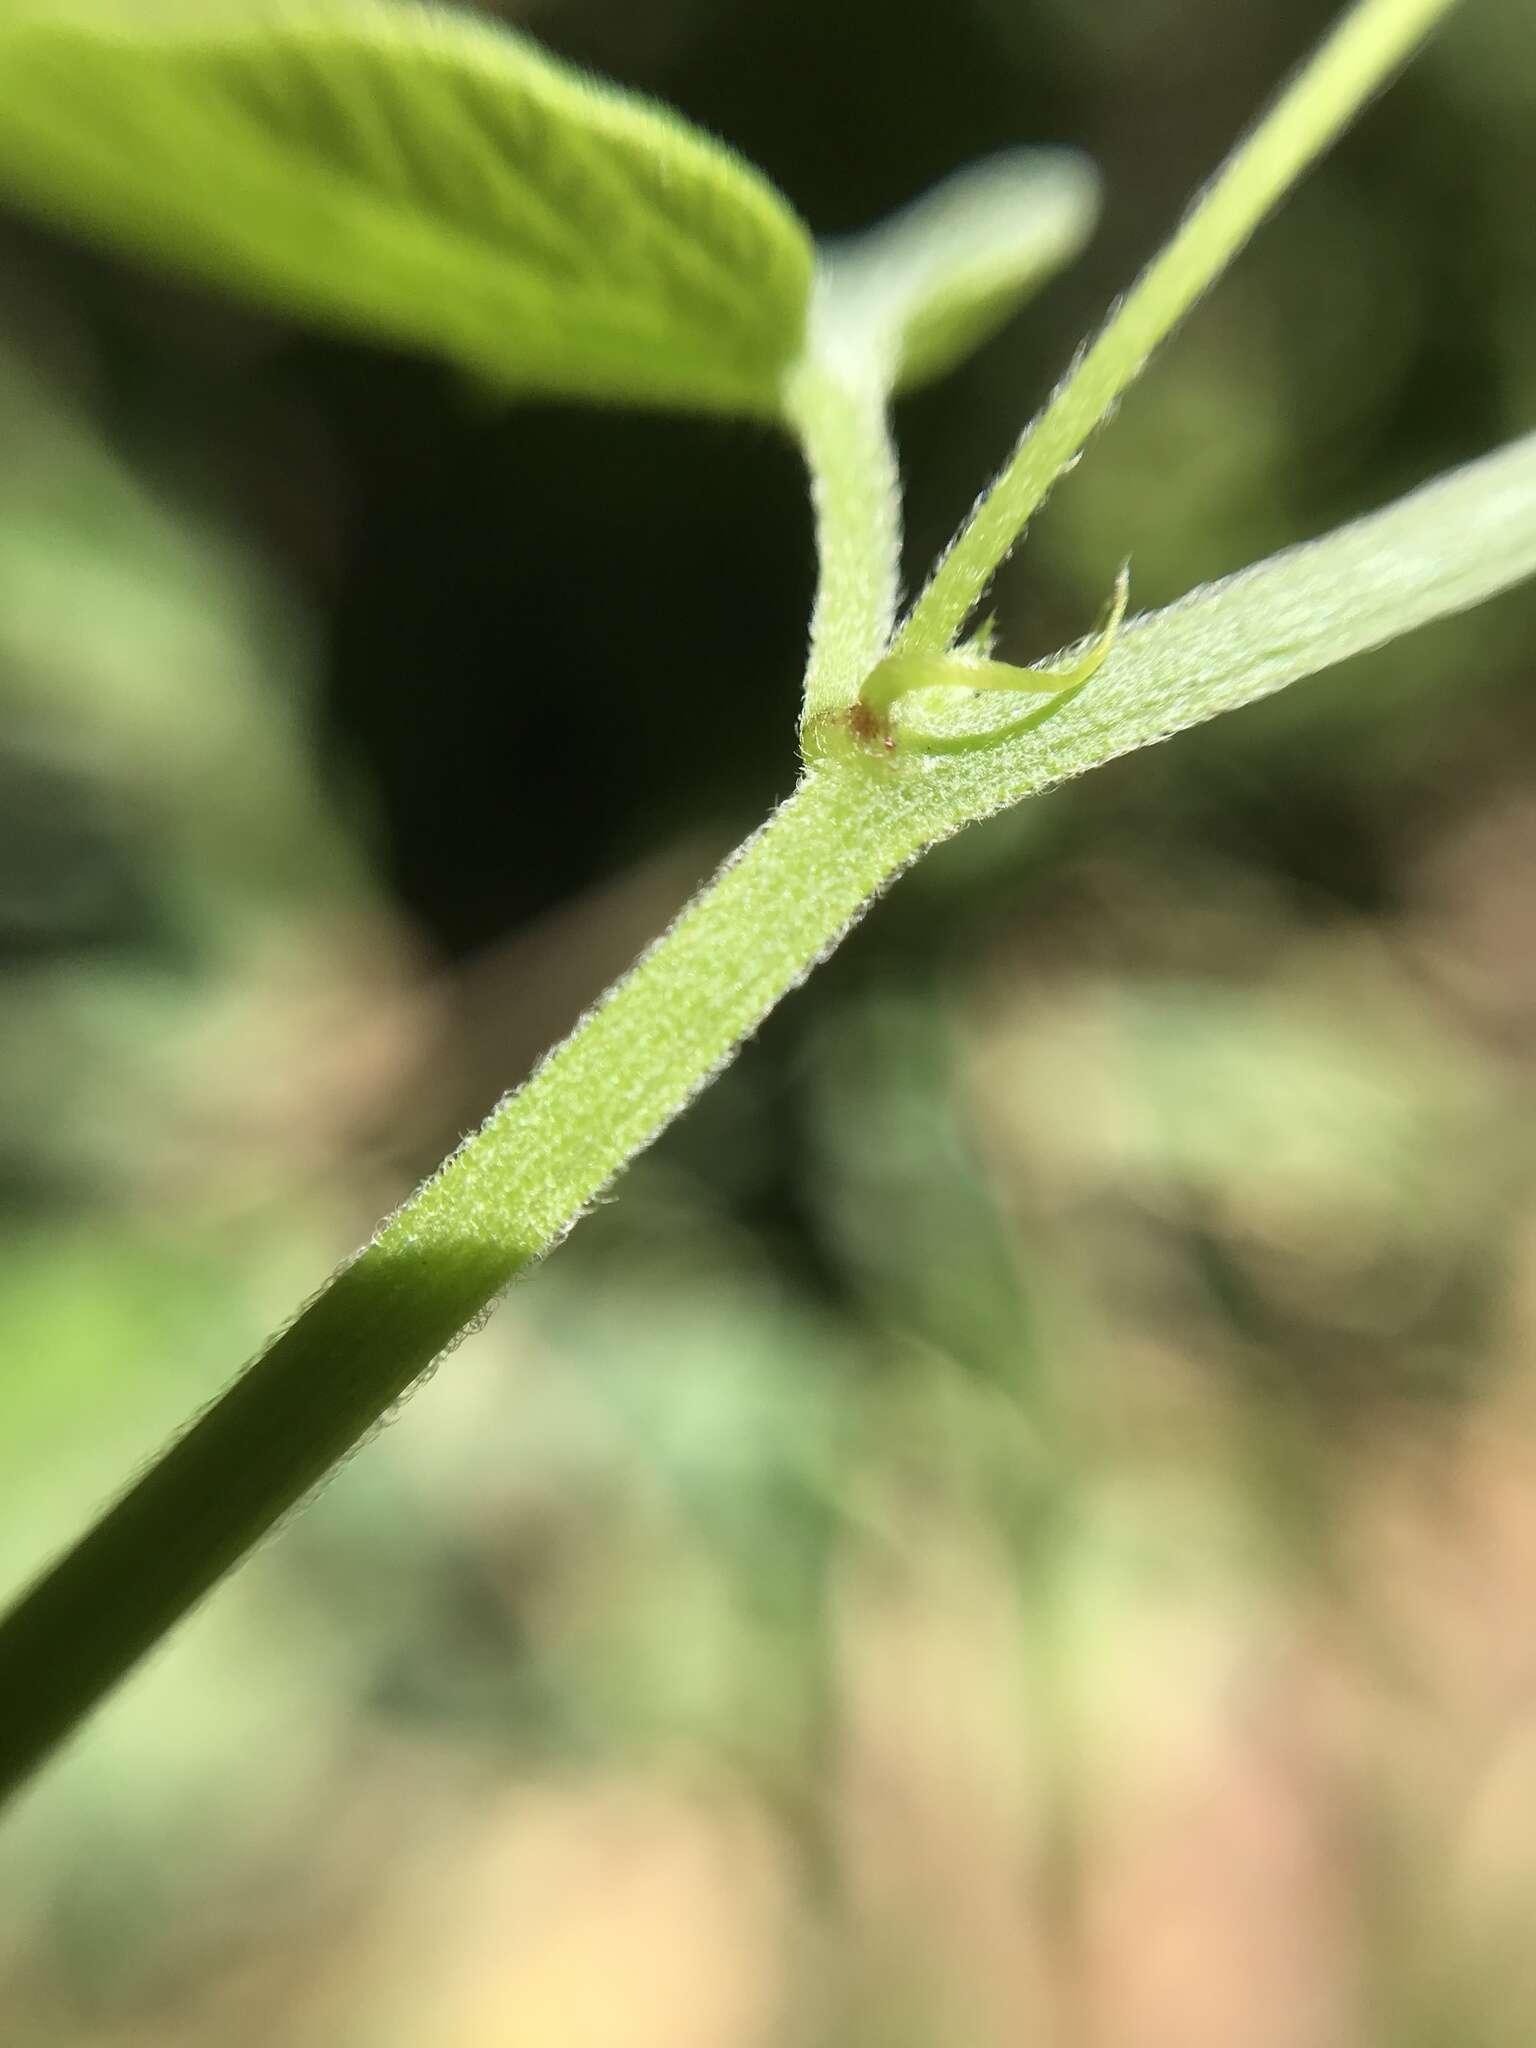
1;0;1533;1802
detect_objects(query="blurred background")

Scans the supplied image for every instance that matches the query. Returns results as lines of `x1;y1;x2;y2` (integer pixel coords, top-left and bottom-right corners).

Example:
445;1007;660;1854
3;0;1536;2041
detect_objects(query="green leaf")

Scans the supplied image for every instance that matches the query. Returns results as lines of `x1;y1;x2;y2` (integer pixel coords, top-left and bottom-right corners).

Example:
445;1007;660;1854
0;2;813;416
813;149;1101;392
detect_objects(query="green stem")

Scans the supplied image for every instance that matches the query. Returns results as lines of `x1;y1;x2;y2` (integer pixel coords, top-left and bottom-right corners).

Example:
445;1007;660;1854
4;419;1535;1800
782;352;903;732
0;188;913;1821
0;0;1495;1811
0;766;927;1802
899;0;1463;654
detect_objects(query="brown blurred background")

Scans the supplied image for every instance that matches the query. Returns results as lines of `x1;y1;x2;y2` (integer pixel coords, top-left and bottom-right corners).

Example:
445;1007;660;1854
3;0;1536;2041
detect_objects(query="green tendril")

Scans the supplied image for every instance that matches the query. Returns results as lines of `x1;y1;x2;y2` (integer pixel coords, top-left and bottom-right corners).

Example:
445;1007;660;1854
859;560;1131;756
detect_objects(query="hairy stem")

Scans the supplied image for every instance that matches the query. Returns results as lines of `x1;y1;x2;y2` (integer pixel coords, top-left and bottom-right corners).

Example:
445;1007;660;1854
0;0;1507;1813
899;0;1463;653
782;353;903;731
5;424;1536;1803
0;769;919;1801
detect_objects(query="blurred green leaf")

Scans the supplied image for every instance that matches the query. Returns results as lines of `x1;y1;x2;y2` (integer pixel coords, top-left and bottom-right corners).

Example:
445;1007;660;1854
815;150;1100;392
0;2;813;415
